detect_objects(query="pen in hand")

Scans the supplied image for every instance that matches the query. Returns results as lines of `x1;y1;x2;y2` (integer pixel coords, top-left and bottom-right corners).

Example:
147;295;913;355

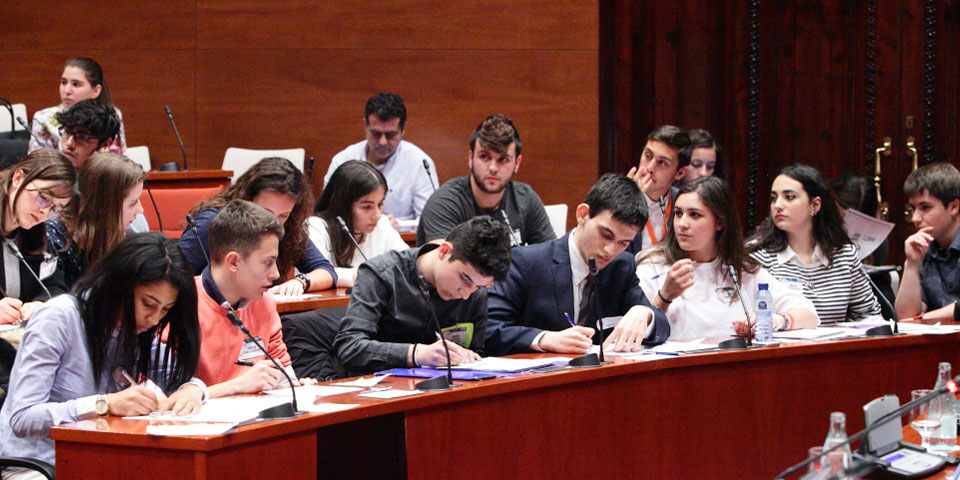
564;312;576;328
235;360;255;367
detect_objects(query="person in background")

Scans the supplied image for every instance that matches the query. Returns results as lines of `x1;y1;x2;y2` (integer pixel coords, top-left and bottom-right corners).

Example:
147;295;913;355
179;157;336;294
309;160;407;287
0;233;204;476
29;57;127;154
46;152;144;288
636;177;818;338
680;129;724;183
748;165;881;324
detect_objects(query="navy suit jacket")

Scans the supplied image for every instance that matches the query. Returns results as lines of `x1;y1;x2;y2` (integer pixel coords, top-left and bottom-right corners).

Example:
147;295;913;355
485;233;670;356
626;185;679;256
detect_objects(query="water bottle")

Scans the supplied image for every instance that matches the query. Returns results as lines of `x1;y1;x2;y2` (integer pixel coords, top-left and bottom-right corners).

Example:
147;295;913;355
754;283;774;342
931;362;958;450
821;412;852;474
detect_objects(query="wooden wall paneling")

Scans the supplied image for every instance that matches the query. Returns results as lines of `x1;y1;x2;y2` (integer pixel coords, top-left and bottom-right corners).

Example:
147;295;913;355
934;2;960;165
724;0;754;218
195;0;597;51
195;49;598;210
0;1;196;50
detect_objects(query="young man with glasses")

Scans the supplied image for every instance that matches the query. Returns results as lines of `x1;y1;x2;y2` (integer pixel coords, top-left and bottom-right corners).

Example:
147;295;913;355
323;93;439;230
54;99;121;168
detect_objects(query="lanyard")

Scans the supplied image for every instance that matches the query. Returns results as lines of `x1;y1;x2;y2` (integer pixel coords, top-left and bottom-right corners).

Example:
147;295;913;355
644;194;672;245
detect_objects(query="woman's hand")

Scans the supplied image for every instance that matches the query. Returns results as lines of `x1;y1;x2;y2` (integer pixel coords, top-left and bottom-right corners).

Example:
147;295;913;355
159;384;204;416
659;259;695;302
269;279;305;296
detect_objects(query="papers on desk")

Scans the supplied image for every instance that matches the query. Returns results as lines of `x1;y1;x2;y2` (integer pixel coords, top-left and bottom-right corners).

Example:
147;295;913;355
0;324;21;332
125;396;290;423
894;322;960;335
299;402;360;414
843;208;895;259
772;327;855;340
263;385;361;398
272;293;328;302
586;340;718;359
146;422;238;436
332;375;390;387
357;389;424;399
449;356;571;373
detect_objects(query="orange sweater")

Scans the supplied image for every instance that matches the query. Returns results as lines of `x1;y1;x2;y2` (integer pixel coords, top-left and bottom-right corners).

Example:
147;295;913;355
193;276;291;386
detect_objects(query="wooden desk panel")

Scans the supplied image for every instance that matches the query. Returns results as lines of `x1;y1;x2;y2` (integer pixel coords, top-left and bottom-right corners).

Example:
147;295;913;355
145;169;232;189
51;333;960;480
274;289;350;313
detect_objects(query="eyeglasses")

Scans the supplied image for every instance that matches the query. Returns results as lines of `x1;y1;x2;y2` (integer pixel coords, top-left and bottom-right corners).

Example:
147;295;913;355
58;127;96;144
25;188;64;214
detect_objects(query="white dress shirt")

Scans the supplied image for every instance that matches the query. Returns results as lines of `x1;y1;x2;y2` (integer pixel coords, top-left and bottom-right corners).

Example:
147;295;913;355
307;215;409;287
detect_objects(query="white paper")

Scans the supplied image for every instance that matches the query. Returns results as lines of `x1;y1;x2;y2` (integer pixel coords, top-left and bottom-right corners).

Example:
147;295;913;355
842;208;895;259
145;422;238;436
895;322;960;335
299;403;360;414
643;340;718;353
263;385;361;398
357;389;424;399
332;375;390;387
272;293;326;302
598;316;622;330
0;324;21;332
124;396;289;423
772;327;854;340
449;356;569;372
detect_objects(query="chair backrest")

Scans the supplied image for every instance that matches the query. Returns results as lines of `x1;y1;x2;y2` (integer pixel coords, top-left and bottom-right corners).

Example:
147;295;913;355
544;204;568;238
0;104;28;133
140;185;224;239
222;148;305;184
124;145;151;172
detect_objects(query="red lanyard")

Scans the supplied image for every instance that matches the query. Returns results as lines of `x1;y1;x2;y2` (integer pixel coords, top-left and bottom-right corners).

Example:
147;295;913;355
644;194;672;245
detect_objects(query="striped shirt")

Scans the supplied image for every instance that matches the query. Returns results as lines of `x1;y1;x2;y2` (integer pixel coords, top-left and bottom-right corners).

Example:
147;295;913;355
750;243;880;323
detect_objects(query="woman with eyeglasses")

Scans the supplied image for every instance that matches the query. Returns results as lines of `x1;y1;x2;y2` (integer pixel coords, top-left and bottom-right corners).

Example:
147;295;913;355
635;176;818;338
0;149;77;325
45;152;144;288
28;57;127;154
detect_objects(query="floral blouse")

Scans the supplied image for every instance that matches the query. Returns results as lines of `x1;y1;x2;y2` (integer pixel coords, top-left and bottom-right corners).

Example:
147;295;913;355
28;104;127;154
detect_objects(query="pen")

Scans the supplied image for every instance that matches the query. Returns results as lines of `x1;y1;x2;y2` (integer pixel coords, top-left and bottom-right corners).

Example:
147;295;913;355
120;369;138;386
653;351;681;356
564;312;576;328
650;272;666;281
235;360;255;367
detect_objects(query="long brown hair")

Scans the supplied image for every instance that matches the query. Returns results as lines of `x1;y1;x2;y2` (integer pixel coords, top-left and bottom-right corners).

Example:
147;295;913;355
190;157;313;277
637;177;758;297
0;149;77;254
70;152;145;266
315;160;387;267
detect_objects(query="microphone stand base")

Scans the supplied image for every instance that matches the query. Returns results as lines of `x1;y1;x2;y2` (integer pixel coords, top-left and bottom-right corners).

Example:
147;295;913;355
718;337;780;350
568;352;609;368
257;402;298;420
415;375;453;391
157;162;182;172
865;325;897;337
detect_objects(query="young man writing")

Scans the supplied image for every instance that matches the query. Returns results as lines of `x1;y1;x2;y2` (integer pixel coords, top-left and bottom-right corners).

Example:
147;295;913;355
485;174;670;356
335;216;512;376
895;163;960;320
187;199;311;397
625;125;691;254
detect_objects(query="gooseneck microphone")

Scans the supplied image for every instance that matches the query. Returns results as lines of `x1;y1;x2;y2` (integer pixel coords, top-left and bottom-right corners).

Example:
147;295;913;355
225;310;299;418
860;265;899;334
422;159;436;193
163;105;187;171
6;241;52;300
185;214;210;266
726;264;753;348
336;216;367;262
589;257;605;363
500;210;522;247
658;195;667;218
414;277;454;390
15;117;44;146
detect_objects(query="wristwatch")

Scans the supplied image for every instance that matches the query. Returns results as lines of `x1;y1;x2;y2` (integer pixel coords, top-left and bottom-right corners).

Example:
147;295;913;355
294;272;311;291
95;394;109;416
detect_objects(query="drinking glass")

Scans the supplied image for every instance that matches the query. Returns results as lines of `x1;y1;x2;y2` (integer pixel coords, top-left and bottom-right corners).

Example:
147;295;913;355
910;389;944;451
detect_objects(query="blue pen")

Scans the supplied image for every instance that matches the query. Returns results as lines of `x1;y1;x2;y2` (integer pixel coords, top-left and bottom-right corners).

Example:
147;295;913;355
650;272;666;281
564;312;576;328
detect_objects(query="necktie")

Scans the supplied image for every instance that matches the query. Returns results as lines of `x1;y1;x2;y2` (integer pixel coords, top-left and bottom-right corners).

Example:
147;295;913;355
577;276;593;326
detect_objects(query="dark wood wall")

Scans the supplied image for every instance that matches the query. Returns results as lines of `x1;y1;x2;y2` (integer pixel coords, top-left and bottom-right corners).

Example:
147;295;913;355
602;0;960;263
1;1;599;213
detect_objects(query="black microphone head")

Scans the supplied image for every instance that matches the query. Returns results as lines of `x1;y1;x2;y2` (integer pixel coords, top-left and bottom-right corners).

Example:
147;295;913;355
422;159;430;171
163;105;173;118
185;214;196;229
225;310;245;329
16;116;29;129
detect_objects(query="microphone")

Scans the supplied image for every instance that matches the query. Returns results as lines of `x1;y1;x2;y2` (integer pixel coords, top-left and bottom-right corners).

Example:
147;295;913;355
723;264;753;348
414;277;454;390
589;257;606;363
16;117;45;146
225;310;300;418
306;157;315;181
186;214;210;267
500;210;522;247
658;195;667;218
142;178;163;233
422;159;436;193
860;265;898;334
336;216;367;262
6;241;52;300
775;375;960;479
163;105;187;171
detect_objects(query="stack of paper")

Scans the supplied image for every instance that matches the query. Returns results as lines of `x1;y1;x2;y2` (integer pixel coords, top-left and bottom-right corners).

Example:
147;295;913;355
449;356;569;373
124;396;290;423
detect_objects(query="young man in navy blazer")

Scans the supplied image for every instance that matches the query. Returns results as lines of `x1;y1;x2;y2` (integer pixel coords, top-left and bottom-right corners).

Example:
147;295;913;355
485;174;670;356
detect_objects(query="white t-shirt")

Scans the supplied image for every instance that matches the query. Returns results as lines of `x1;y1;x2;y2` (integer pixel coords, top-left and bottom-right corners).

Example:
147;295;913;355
636;254;818;339
307;215;409;287
324;140;439;227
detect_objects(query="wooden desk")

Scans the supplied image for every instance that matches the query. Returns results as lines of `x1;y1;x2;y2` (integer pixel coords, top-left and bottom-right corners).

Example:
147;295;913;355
274;288;350;313
401;231;416;247
144;169;232;189
50;332;960;479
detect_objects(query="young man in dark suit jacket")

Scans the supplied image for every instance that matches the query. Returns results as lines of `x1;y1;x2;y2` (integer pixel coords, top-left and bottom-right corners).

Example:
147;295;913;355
485;174;670;356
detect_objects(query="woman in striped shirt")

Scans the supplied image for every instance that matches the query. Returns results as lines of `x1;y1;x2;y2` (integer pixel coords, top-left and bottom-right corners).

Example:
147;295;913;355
749;164;881;323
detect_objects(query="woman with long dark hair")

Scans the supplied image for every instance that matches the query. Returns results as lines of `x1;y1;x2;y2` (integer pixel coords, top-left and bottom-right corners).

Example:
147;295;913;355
680;129;724;183
28;57;127;153
0;233;204;472
636;177;818;338
308;161;407;287
749;165;881;323
179;157;336;294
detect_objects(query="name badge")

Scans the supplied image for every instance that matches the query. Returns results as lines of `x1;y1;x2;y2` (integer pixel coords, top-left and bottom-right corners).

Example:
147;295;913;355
782;277;804;291
238;337;266;362
441;323;474;348
39;255;58;280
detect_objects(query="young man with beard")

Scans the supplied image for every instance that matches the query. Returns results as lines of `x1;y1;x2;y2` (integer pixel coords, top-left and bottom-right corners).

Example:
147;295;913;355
416;114;555;247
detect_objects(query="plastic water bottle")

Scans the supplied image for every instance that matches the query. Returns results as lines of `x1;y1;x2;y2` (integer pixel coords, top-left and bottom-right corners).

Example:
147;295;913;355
931;362;959;450
754;283;774;342
822;412;852;474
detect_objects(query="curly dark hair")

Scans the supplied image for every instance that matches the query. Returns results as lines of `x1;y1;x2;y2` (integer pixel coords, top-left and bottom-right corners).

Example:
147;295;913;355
585;173;647;228
446;216;512;282
190;157;313;278
469;114;521;156
365;93;406;129
55;99;120;149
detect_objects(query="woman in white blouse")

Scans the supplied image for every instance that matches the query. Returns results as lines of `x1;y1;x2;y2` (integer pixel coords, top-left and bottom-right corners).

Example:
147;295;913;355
636;176;819;339
308;160;408;287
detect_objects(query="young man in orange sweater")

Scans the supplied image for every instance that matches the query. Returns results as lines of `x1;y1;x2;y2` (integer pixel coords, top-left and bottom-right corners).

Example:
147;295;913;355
192;199;311;397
